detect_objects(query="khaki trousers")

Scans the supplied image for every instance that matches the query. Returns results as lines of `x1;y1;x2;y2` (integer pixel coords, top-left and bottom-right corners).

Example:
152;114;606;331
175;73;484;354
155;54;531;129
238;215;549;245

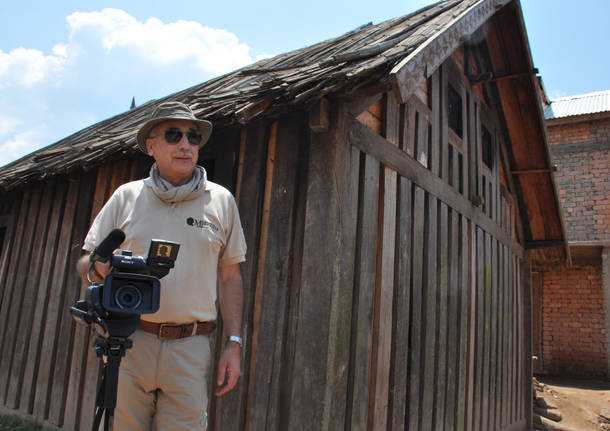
112;329;212;431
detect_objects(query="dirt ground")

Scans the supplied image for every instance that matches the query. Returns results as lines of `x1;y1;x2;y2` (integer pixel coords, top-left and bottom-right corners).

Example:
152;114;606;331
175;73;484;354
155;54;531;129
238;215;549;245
536;376;610;431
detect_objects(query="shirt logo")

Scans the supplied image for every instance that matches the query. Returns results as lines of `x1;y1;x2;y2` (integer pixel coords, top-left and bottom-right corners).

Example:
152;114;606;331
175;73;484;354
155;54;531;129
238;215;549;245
186;217;219;233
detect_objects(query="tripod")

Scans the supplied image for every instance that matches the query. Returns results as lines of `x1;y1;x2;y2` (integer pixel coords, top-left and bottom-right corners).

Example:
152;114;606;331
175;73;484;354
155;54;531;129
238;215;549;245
92;336;133;431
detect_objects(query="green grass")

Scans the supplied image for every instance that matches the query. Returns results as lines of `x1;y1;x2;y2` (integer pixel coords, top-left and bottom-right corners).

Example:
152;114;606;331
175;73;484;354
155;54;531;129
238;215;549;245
0;414;55;431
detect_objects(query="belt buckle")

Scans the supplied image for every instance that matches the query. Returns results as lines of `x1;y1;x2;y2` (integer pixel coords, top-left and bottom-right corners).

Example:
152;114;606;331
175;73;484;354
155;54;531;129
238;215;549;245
158;323;173;339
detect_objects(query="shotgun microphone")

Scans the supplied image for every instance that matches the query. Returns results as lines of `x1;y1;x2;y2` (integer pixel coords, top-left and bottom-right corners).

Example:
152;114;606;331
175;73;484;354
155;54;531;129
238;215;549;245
91;229;125;263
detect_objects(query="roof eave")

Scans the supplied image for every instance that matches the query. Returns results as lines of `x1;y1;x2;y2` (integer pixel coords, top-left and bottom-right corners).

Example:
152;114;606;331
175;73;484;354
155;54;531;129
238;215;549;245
390;0;511;103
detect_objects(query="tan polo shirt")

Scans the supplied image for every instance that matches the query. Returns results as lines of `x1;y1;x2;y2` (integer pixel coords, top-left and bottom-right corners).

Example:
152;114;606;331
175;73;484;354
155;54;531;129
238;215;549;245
83;178;246;323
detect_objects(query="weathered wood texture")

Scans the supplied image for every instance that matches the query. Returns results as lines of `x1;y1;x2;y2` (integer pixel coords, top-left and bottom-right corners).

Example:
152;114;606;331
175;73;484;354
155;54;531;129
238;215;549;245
0;49;533;431
345;60;530;430
0;156;150;428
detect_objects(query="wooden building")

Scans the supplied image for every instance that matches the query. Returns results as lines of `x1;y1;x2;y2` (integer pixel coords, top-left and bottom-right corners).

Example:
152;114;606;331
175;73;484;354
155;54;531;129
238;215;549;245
0;0;566;430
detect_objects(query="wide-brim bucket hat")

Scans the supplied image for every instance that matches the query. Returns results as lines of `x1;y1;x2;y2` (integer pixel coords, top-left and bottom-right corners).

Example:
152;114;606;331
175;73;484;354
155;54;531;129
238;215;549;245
136;101;213;154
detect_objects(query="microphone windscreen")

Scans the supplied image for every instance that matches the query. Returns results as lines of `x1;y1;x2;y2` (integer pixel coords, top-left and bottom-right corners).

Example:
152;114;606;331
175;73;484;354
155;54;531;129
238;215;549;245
93;229;125;262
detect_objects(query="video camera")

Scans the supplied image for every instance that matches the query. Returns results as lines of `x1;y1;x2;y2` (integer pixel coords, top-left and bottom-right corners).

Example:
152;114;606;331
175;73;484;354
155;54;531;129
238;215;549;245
69;229;181;431
70;228;180;338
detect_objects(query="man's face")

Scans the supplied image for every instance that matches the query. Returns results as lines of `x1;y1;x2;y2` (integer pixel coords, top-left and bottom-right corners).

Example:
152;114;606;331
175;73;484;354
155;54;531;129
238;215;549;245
145;119;200;182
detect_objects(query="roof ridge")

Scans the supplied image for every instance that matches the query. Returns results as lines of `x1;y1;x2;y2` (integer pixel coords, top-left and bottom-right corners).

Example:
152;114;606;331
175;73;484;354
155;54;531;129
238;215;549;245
550;89;610;102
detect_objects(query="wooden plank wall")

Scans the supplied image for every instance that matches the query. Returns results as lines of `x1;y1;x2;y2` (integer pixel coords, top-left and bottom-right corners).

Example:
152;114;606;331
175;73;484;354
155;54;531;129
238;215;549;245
343;60;531;430
0;156;150;429
0;61;532;431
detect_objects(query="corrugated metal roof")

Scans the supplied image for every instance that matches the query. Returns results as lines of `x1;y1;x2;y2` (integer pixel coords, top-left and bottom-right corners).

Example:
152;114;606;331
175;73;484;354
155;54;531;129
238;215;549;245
544;90;610;120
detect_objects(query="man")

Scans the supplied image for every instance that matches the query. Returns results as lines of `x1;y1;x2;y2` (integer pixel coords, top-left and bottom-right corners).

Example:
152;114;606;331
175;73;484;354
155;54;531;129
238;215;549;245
77;101;246;430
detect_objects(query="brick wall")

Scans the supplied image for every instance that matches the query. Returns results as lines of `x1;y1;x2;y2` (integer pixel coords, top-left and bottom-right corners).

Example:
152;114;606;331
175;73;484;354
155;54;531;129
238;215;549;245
541;264;607;378
547;116;610;242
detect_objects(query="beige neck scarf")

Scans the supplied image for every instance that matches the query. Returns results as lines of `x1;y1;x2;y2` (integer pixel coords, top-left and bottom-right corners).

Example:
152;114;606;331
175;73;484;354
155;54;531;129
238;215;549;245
143;163;207;204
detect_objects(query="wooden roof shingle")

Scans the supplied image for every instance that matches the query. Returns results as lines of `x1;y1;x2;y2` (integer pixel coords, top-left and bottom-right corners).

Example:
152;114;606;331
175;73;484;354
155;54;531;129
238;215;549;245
0;0;489;190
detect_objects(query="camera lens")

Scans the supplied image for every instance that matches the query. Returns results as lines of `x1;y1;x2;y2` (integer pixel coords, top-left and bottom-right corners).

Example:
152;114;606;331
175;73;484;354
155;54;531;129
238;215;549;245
114;284;143;311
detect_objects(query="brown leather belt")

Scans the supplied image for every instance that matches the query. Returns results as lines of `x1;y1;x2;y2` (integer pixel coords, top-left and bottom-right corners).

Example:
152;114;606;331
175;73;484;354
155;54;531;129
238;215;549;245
139;320;216;340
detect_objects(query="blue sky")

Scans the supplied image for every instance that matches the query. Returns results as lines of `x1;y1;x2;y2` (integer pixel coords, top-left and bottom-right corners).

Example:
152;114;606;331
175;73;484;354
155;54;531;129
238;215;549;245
0;0;608;167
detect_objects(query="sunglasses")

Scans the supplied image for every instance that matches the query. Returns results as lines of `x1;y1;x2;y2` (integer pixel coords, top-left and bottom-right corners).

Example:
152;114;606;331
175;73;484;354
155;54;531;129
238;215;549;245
151;127;203;146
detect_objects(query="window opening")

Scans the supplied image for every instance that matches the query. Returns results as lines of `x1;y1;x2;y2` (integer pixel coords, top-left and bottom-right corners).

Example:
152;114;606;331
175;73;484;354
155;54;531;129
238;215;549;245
482;126;493;170
447;84;463;138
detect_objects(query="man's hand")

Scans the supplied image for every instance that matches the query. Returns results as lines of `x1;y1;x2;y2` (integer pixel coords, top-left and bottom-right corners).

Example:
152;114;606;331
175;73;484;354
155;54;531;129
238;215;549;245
77;254;110;286
215;342;241;396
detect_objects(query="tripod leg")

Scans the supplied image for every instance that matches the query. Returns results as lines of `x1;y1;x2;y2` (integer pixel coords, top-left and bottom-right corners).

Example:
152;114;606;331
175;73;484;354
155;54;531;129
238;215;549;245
92;357;106;431
104;409;112;431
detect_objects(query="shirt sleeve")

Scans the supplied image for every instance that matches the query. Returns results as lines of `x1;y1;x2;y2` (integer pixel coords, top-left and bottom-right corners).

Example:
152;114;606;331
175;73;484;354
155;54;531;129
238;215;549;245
82;190;120;252
219;194;247;266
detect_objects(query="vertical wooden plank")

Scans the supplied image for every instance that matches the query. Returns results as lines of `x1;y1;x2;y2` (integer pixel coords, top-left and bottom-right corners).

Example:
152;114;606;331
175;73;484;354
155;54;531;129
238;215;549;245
370;165;396;431
472;227;484;431
495;240;504;429
388;176;412;431
312;140;359;431
510;254;517;424
7;182;54;410
319;136;359;431
214;123;267;431
0;191;30;370
474;103;482;205
369;90;399;430
430;69;441;177
241;115;305;431
244;121;277;431
434;202;449;431
481;232;492;431
488;238;498;431
107;158;129;197
498;244;504;428
455;215;470;431
288;104;358;431
233;128;248;204
522;256;533;430
384;91;400;146
506;245;513;428
465;220;476;431
19;181;66;415
78;164;115;431
467;91;475;201
438;65;448;182
499;244;506;428
0;194;22;319
33;179;79;421
504;252;511;426
462;89;469;197
0;188;38;402
347;154;379;431
516;258;523;422
493;126;502;225
407;184;425;431
402;102;415;157
420;194;438;431
49;173;96;426
443;208;459;431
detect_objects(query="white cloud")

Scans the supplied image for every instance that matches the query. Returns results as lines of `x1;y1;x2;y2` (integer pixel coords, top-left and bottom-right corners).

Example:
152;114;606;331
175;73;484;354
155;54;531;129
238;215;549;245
0;45;68;88
0;129;45;166
66;8;253;75
0;8;266;168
